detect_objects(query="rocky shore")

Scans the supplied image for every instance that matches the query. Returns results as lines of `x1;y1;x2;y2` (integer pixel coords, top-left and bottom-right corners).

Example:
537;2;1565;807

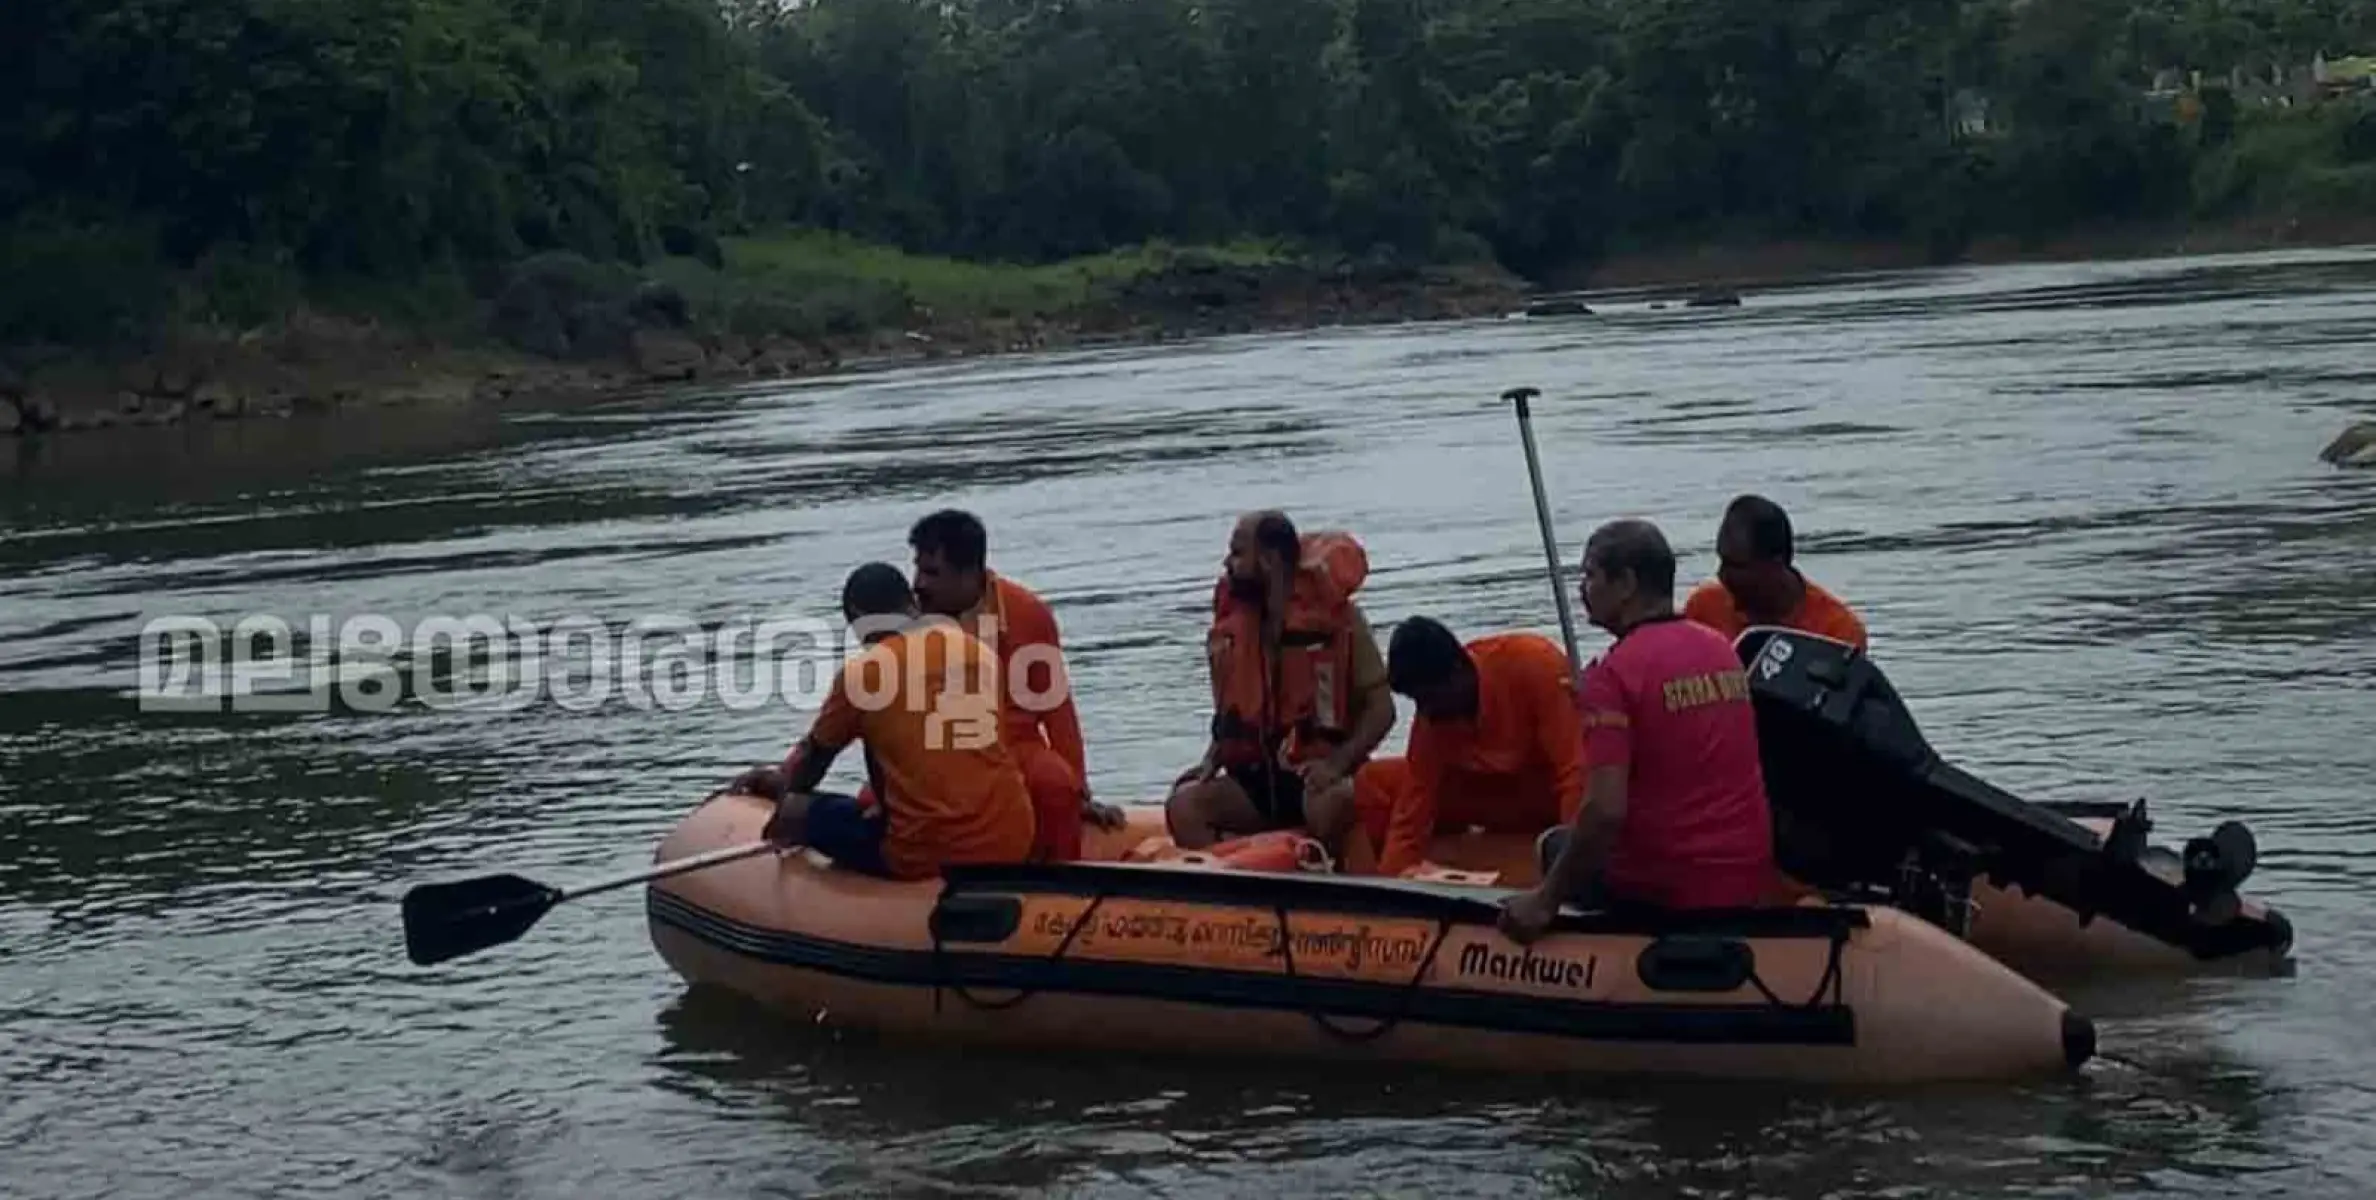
0;257;1525;439
14;214;2369;442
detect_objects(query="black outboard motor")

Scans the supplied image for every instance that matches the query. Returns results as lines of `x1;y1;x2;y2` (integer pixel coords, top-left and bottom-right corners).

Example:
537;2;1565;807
1736;627;2290;962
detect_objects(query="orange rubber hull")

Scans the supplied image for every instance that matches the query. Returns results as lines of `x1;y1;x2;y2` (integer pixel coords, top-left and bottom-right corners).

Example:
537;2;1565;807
1099;805;2287;981
647;794;2089;1085
1963;816;2289;980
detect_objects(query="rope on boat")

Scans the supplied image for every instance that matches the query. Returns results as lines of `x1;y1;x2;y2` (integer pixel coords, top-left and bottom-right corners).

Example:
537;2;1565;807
930;889;1111;1015
1740;923;1851;1010
1269;902;1456;1044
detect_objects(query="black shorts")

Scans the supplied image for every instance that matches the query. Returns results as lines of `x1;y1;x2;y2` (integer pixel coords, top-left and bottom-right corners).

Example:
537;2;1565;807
804;791;889;876
1225;761;1306;829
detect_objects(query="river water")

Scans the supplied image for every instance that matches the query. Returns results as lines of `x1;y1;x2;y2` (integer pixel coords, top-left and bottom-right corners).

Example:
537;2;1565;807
5;248;2374;1198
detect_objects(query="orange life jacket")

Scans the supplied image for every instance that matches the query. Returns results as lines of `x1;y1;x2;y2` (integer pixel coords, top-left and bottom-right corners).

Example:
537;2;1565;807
1206;531;1369;771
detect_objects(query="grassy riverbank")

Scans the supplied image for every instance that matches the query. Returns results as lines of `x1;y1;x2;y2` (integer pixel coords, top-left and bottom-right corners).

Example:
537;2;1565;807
10;213;2376;440
0;231;1526;437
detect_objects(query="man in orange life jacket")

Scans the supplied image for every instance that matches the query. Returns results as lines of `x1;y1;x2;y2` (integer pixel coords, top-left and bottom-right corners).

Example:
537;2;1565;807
1166;509;1397;854
908;508;1125;863
1683;494;1868;652
1501;518;1778;943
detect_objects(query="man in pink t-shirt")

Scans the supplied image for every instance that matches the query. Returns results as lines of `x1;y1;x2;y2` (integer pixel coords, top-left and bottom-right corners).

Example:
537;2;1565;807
1500;518;1778;942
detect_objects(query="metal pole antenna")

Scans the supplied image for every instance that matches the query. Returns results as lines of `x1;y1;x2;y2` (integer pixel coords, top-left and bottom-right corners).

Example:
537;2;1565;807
1502;386;1581;673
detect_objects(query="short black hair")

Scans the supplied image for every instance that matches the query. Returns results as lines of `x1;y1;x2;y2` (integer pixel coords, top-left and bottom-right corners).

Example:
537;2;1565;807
1387;616;1470;695
841;561;917;618
1723;494;1793;563
1250;509;1300;569
909;509;988;572
1584;518;1677;599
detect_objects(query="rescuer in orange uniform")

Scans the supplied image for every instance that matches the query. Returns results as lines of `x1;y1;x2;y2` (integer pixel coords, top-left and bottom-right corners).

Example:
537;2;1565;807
1683;494;1868;651
1356;618;1586;877
908;509;1124;863
727;563;1038;879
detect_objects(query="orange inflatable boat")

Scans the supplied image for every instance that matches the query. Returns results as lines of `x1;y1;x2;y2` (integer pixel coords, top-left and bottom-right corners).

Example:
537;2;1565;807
646;792;2093;1085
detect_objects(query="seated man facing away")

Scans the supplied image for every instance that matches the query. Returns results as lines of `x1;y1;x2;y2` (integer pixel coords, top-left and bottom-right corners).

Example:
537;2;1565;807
1362;618;1585;877
1683;494;1868;652
908;507;1124;863
729;562;1036;880
1501;519;1777;942
1166;509;1396;855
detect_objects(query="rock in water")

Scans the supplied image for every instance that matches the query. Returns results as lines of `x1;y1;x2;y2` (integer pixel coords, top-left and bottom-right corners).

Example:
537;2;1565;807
2318;421;2376;468
1524;298;1594;318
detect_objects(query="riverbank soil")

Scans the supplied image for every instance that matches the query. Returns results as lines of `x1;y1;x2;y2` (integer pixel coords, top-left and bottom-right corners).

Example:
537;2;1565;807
6;217;2375;441
0;249;1525;439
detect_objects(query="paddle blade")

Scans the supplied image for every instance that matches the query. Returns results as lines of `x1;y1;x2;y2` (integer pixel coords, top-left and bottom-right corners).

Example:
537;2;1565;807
402;873;564;966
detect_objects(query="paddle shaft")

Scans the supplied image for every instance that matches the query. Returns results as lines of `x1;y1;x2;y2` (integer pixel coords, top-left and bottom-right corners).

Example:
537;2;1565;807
1504;387;1583;674
557;839;780;903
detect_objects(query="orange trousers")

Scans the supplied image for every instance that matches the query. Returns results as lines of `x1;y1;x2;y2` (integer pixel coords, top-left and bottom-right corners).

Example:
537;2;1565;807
1015;741;1087;863
1353;757;1412;851
1352;755;1569;870
852;741;1086;865
1354;755;1564;841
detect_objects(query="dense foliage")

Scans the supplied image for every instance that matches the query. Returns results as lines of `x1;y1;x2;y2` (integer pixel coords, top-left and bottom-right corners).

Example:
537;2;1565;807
4;0;2372;344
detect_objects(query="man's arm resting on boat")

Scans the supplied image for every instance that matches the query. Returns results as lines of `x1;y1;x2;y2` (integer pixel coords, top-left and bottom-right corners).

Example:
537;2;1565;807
1500;765;1627;944
1543;766;1628;901
753;737;851;845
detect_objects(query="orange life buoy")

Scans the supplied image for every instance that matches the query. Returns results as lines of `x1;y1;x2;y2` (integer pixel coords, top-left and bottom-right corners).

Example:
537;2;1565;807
1205;829;1335;874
